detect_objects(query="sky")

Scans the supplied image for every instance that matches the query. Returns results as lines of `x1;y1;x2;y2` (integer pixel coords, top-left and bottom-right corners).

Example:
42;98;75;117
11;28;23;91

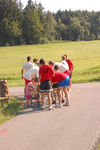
21;0;100;12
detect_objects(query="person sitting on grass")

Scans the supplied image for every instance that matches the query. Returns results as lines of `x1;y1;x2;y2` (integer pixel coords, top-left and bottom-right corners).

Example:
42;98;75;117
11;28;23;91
52;65;71;108
38;59;55;110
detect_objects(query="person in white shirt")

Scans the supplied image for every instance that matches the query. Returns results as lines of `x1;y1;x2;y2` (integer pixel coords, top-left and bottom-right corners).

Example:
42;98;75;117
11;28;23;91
24;66;39;82
21;56;35;80
62;56;69;70
33;58;40;67
21;56;35;99
49;61;69;73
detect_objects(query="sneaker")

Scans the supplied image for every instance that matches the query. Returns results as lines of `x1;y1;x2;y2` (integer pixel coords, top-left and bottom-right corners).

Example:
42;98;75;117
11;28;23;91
56;104;63;108
63;102;71;106
41;106;45;110
48;106;54;111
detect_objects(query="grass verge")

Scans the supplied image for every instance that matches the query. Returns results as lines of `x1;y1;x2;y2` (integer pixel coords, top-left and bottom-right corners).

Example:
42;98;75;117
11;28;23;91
0;97;24;125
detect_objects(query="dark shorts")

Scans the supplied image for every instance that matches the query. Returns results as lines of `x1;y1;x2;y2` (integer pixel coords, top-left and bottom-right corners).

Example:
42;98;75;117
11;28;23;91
70;72;72;78
52;83;58;89
40;80;53;93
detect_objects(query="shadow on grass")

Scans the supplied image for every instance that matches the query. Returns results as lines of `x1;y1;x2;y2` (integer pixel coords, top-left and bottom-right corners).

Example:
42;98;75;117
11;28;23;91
1;99;24;116
81;66;100;75
89;77;100;82
72;77;100;84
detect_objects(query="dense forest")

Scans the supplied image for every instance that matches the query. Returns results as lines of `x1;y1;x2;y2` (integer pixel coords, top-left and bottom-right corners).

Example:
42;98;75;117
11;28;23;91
0;0;100;46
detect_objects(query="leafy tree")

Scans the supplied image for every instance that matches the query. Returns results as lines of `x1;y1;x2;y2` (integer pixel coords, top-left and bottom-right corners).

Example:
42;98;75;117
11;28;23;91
22;0;43;44
46;11;57;41
0;0;23;45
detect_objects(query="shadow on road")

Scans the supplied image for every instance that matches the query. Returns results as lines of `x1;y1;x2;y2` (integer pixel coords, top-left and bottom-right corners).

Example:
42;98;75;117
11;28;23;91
20;107;50;115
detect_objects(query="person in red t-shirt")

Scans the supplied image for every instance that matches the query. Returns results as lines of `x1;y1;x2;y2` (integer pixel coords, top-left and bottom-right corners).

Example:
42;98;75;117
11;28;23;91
64;54;74;87
39;59;55;110
64;54;74;77
52;65;71;107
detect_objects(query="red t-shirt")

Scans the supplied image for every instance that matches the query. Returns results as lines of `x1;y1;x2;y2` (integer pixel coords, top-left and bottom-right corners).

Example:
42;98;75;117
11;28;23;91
64;70;70;76
52;72;68;83
39;65;55;82
66;59;73;71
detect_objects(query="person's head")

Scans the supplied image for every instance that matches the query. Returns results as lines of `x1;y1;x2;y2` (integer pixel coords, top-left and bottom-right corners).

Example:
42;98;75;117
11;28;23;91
39;59;46;66
62;55;66;61
54;65;60;72
27;56;32;62
33;58;39;64
48;61;54;66
64;54;67;59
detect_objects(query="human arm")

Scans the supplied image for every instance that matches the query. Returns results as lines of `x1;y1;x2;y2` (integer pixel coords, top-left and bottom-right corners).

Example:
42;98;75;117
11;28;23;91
37;75;41;87
71;65;74;72
70;64;74;72
21;69;24;80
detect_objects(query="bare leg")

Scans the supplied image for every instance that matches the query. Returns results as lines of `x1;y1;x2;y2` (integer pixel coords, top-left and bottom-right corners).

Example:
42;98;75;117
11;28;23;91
51;92;55;103
24;86;26;97
47;92;52;107
41;92;45;107
57;87;62;104
63;87;69;103
70;79;71;88
67;86;70;92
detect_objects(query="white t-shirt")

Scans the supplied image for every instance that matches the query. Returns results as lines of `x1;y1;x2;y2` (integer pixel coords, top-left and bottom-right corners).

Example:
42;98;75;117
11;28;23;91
54;62;69;73
24;66;39;80
62;60;69;70
22;62;35;72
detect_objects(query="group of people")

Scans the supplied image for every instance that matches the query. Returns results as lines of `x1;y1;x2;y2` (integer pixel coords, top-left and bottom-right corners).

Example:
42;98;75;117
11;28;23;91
21;55;74;110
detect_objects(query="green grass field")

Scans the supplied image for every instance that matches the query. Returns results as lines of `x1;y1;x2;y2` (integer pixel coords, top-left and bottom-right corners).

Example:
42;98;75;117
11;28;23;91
0;40;100;87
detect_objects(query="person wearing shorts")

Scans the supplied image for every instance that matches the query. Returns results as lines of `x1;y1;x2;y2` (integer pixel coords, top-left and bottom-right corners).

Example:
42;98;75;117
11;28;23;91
21;56;35;79
49;60;69;73
24;65;39;84
64;54;74;78
39;59;55;110
33;58;40;67
21;56;35;98
52;65;71;107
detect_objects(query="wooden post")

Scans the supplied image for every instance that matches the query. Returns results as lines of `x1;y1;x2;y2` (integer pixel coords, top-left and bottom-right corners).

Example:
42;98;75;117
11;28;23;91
0;80;10;97
0;80;10;107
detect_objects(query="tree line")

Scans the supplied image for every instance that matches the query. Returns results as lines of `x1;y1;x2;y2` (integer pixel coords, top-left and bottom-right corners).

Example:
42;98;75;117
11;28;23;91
0;0;100;46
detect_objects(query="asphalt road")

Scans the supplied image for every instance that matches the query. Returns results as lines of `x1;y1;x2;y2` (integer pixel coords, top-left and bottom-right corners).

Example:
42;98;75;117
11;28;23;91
0;83;100;150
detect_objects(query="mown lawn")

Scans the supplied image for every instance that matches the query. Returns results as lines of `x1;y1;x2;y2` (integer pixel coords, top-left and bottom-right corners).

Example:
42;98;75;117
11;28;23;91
0;40;100;86
0;97;24;125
